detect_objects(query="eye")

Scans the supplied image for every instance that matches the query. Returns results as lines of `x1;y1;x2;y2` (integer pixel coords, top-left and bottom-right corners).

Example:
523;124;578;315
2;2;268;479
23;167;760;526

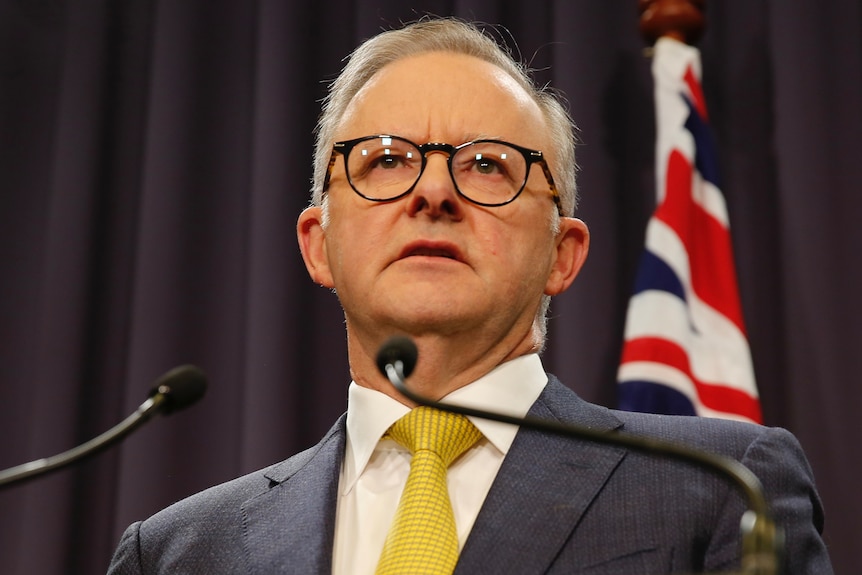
456;149;512;180
360;144;418;172
472;155;504;175
371;153;409;170
346;138;423;193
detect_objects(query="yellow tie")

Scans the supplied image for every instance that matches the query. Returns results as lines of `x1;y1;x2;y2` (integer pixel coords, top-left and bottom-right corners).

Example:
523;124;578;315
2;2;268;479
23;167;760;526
375;406;483;575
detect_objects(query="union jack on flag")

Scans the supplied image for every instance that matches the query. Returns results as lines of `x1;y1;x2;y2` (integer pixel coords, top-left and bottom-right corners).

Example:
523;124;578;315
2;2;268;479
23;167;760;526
617;37;762;424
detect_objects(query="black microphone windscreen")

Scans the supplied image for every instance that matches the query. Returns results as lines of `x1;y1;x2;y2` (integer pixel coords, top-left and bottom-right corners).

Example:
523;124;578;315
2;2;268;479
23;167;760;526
376;336;419;379
149;365;208;414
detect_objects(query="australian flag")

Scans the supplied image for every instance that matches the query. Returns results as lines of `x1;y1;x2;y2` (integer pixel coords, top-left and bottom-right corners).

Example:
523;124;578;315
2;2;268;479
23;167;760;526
617;37;762;423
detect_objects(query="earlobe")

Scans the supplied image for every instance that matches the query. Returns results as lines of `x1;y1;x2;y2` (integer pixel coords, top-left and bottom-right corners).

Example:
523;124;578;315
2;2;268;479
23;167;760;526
297;207;335;288
545;217;590;296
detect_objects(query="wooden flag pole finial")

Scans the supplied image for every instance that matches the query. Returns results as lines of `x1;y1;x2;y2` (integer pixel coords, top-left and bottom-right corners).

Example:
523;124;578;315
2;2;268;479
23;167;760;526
638;0;705;46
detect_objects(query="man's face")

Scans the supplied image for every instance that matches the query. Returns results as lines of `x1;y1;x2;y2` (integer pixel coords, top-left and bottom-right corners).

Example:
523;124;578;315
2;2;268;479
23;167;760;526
300;51;587;349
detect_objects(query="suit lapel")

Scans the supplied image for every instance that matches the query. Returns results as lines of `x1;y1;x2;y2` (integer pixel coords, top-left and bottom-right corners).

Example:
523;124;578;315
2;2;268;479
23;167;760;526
455;378;627;575
241;416;346;575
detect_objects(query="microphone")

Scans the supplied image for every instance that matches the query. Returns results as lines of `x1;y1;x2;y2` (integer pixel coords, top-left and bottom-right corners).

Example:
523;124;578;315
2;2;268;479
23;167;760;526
0;365;207;489
376;335;782;575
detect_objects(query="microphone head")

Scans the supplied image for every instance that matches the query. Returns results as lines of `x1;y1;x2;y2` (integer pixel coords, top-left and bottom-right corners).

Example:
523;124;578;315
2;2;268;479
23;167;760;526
149;365;208;414
376;336;418;379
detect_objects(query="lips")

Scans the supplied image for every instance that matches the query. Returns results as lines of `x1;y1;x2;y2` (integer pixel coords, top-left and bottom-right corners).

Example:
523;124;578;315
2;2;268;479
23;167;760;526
398;241;463;262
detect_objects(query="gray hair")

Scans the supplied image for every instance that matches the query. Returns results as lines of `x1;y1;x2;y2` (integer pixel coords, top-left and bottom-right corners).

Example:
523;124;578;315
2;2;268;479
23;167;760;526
310;17;579;344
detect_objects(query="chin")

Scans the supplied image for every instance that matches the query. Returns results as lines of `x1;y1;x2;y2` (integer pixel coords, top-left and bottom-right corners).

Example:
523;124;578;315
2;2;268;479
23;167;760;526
382;306;481;335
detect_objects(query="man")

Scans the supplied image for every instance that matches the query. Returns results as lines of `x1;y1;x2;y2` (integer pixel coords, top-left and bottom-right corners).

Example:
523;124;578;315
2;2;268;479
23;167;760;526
108;18;832;574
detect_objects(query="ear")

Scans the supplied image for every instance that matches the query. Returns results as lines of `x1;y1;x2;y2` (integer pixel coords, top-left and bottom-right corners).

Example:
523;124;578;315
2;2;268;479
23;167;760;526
544;217;589;296
297;206;335;288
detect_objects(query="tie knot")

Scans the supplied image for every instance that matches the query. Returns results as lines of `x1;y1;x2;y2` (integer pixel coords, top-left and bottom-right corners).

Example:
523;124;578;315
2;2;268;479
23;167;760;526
387;406;482;467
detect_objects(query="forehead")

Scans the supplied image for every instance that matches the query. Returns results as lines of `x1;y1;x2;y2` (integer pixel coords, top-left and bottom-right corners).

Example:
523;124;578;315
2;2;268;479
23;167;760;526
337;52;548;149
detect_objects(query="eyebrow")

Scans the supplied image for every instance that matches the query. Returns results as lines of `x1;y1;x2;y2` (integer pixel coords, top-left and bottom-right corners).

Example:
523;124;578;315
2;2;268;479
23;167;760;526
461;133;497;142
379;132;502;145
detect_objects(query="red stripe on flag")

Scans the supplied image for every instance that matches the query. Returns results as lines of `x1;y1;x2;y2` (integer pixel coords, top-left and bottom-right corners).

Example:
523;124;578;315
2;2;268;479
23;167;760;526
683;65;708;121
621;337;763;422
656;150;746;334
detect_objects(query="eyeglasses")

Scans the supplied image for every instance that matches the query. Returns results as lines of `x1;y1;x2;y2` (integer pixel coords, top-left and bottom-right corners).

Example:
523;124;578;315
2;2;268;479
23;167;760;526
323;135;563;216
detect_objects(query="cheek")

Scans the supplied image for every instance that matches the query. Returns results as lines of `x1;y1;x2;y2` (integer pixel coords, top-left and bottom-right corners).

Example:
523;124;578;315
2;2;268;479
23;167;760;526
485;238;501;257
475;226;537;284
325;212;390;279
502;226;556;280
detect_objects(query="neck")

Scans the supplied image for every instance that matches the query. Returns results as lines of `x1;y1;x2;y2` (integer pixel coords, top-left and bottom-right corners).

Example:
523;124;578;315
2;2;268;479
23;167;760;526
347;324;541;405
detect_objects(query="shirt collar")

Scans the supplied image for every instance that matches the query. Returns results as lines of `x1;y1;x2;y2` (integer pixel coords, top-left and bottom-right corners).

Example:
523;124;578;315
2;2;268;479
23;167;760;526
342;353;548;491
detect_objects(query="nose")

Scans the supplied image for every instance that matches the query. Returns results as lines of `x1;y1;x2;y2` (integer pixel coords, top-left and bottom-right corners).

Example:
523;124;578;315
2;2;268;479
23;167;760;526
405;151;464;220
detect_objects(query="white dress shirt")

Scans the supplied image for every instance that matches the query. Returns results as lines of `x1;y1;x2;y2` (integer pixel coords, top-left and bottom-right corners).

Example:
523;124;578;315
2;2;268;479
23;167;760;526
331;354;548;575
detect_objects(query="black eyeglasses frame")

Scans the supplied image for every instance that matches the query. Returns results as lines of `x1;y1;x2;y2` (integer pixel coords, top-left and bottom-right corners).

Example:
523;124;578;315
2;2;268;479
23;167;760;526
322;134;563;216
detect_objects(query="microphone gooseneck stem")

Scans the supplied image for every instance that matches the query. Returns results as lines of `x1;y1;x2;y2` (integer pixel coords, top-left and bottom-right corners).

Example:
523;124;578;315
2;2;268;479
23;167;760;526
0;395;165;488
383;360;782;575
0;365;206;489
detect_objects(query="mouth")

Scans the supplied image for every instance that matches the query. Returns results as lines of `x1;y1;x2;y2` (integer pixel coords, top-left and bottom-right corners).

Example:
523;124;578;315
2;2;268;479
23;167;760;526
398;241;463;262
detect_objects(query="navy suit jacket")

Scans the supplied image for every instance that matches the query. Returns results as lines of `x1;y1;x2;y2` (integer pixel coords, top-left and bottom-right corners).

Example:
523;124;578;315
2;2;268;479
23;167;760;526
108;376;832;574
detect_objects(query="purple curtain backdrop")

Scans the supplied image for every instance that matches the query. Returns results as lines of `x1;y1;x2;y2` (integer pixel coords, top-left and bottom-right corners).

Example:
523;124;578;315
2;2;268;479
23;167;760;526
1;1;859;573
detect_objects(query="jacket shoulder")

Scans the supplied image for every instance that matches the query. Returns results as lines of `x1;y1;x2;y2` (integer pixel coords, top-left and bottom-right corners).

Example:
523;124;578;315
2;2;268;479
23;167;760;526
108;415;347;574
144;414;346;526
